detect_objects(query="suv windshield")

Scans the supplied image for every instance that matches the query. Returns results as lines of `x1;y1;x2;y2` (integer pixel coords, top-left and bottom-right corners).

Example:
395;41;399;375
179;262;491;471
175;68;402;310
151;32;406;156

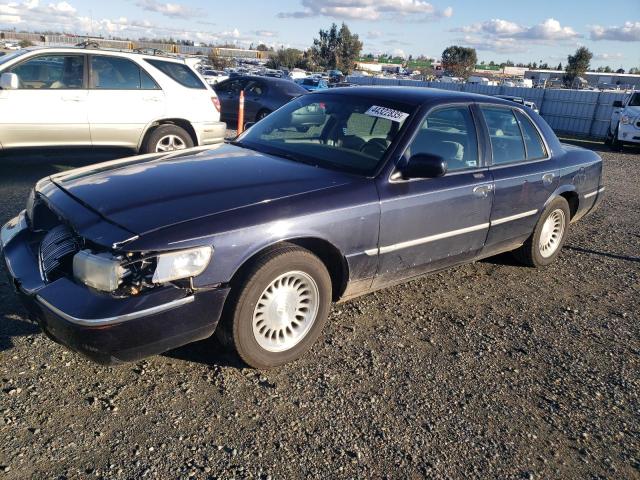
235;94;415;175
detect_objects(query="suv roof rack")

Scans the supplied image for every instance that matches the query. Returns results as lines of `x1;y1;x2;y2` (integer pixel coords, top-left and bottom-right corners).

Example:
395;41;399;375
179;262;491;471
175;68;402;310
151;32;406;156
75;40;101;49
133;47;175;57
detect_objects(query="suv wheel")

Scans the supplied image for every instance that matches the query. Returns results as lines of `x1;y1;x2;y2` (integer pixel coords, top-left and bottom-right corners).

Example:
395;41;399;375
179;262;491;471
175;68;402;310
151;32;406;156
144;125;194;153
220;245;332;369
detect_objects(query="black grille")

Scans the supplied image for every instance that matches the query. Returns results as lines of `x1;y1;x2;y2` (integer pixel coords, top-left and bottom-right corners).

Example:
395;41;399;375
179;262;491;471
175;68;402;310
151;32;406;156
39;224;79;281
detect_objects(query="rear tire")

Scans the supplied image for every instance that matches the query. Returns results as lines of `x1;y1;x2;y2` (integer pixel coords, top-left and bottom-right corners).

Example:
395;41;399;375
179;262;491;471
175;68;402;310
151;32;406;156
220;245;332;369
512;197;570;268
144;124;194;153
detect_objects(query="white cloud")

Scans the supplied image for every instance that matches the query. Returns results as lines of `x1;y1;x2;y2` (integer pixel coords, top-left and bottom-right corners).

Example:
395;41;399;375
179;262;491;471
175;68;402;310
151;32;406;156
0;1;268;47
518;18;579;41
593;52;623;61
453;17;580;53
252;30;277;37
278;0;453;21
135;0;203;19
590;22;640;42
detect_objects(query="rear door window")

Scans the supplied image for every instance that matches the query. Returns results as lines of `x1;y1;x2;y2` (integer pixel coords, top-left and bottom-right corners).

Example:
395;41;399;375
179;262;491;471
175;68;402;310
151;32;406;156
90;56;159;90
480;106;526;165
145;59;205;89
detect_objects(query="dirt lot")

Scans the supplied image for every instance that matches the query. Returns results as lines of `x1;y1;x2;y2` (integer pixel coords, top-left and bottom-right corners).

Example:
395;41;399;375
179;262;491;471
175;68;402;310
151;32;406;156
0;140;638;479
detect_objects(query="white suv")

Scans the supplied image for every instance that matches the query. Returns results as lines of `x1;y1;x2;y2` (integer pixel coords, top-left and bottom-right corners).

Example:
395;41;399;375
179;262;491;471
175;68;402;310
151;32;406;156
0;46;226;153
606;92;640;151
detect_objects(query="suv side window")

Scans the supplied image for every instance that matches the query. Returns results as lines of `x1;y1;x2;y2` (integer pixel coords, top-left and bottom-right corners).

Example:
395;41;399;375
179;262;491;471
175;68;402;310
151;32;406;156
144;59;205;89
514;110;547;160
10;55;84;89
407;105;479;172
480;106;526;165
90;56;159;90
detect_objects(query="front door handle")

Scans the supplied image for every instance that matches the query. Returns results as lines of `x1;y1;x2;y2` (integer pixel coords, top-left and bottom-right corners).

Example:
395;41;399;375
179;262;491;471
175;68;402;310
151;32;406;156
542;173;556;185
473;184;494;198
62;96;84;102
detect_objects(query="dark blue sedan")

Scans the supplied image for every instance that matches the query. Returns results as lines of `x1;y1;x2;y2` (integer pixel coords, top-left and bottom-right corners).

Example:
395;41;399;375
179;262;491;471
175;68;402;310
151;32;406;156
1;87;604;368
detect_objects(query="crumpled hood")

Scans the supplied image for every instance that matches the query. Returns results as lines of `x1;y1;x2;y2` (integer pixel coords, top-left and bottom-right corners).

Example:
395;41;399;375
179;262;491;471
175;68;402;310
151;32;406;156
50;144;353;235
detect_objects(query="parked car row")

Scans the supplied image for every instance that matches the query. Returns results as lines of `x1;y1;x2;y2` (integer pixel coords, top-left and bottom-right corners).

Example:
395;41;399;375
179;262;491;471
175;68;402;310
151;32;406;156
0;45;226;153
213;75;308;124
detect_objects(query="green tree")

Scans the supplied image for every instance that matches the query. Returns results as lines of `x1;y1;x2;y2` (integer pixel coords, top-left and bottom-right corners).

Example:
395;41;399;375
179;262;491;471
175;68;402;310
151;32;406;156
266;48;304;70
18;39;34;48
564;46;592;84
310;23;362;74
256;43;270;52
207;50;232;70
441;45;477;78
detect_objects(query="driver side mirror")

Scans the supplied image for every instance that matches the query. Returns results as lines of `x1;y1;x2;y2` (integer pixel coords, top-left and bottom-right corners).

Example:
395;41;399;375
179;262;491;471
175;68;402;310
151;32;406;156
243;122;255;130
612;100;623;108
400;153;447;179
0;72;18;90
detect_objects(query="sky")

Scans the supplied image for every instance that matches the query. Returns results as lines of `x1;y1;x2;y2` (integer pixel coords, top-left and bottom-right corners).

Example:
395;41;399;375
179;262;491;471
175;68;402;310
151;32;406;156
1;0;639;69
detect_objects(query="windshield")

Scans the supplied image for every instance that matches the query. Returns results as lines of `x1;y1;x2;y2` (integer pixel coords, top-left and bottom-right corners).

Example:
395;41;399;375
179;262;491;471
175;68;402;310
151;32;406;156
0;49;29;67
629;93;640;107
235;94;415;175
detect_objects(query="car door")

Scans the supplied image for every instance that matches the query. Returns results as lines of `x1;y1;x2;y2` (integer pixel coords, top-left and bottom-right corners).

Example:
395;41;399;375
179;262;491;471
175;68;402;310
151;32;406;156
478;105;558;252
215;79;245;122
87;55;165;148
243;79;267;121
0;53;90;147
373;104;493;287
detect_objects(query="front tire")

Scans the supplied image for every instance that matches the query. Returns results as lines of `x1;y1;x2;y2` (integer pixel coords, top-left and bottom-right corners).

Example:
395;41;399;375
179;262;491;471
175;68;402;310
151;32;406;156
222;245;332;369
144;124;194;153
513;197;570;267
610;125;624;152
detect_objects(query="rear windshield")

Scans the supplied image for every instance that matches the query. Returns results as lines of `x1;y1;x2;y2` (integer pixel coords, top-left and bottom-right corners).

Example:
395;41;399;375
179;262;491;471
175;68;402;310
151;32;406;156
629;93;640;107
145;59;205;89
303;79;319;86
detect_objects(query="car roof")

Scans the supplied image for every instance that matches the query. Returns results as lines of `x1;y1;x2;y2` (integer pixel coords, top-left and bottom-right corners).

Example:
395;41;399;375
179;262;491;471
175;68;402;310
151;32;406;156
317;86;520;107
19;46;187;64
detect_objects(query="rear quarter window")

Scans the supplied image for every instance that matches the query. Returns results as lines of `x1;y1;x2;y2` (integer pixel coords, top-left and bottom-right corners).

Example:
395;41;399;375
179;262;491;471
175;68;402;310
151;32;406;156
145;59;205;89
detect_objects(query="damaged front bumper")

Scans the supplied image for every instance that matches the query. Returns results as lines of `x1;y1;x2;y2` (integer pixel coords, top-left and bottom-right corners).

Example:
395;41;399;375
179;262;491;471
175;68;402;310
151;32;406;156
2;215;229;365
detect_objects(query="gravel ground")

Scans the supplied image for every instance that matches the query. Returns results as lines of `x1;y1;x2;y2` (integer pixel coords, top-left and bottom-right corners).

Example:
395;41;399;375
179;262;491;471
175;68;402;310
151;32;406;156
0;140;638;480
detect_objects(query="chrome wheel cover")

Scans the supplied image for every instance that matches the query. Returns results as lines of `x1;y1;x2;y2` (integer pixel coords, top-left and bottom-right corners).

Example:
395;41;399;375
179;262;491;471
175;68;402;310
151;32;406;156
252;271;319;352
539;209;565;258
155;134;186;152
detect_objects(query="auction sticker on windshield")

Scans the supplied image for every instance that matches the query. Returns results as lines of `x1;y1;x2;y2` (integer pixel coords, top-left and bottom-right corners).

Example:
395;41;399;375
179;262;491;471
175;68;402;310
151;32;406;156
365;105;409;123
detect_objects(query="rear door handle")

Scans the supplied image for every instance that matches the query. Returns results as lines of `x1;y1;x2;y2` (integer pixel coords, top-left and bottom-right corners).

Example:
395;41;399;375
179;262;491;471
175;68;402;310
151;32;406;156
62;96;83;102
473;184;494;198
143;96;162;102
542;173;556;185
